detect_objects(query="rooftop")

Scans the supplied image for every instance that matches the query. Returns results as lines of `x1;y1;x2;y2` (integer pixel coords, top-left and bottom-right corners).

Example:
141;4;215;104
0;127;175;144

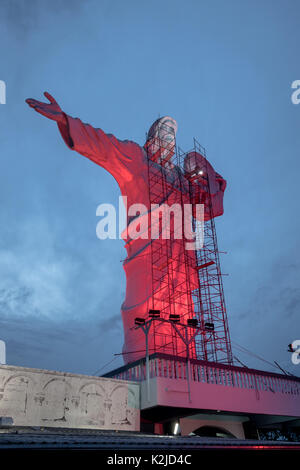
0;427;299;450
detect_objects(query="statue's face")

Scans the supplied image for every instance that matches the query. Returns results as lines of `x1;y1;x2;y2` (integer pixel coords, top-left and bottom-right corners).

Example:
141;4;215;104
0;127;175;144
145;116;177;164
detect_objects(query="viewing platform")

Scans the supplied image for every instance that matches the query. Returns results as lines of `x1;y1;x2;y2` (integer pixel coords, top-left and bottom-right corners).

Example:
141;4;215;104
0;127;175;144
103;353;300;435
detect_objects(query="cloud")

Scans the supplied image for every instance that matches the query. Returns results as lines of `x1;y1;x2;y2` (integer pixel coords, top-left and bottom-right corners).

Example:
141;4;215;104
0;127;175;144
0;247;74;320
228;259;300;375
0;311;124;374
97;313;122;333
0;0;86;38
0;286;32;309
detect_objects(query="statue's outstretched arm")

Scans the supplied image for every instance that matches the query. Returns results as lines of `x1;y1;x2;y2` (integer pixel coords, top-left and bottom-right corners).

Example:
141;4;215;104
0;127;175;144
26;92;140;177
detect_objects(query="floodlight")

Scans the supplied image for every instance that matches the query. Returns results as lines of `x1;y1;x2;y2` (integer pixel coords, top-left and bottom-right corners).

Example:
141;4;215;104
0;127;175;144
204;322;214;331
187;318;198;327
169;314;180;323
149;309;161;318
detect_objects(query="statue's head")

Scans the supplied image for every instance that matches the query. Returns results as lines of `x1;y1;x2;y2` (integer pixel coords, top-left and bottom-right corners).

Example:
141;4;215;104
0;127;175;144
145;116;177;165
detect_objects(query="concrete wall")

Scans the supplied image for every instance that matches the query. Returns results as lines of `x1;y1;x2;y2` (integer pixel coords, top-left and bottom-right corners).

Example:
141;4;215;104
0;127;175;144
0;365;140;431
141;377;300;418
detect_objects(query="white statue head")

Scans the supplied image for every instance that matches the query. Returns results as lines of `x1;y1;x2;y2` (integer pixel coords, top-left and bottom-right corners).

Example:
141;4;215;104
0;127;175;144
145;116;177;164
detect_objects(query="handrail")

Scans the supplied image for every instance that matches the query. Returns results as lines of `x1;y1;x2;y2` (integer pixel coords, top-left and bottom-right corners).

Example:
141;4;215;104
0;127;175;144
103;352;300;382
103;353;300;396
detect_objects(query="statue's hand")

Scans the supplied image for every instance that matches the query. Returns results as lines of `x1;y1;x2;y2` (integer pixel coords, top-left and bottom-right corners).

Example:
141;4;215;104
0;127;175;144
26;92;64;123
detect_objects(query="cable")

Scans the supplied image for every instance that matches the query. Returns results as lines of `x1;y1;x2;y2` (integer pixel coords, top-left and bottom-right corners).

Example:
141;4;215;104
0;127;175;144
232;340;277;368
97;337;296;378
233;355;249;368
92;355;119;376
231;340;296;375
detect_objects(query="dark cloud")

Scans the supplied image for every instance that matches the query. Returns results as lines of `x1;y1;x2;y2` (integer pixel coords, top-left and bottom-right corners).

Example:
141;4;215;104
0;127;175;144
0;0;85;38
0;312;124;374
279;288;300;318
0;286;32;309
98;313;122;333
0;0;39;36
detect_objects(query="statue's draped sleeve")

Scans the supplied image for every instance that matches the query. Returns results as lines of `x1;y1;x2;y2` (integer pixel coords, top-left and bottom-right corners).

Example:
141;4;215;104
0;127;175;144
57;113;142;180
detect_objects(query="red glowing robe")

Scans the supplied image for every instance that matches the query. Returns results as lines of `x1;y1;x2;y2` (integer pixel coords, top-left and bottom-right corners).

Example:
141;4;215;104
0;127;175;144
58;115;226;363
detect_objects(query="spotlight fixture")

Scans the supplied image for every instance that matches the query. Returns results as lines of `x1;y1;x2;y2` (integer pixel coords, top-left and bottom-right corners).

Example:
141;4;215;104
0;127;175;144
135;317;146;326
204;322;214;331
187;318;198;327
169;314;180;323
149;309;161;318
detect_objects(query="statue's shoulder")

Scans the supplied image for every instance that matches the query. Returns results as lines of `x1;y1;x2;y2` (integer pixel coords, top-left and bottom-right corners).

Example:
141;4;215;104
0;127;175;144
120;138;141;146
107;134;139;146
109;135;143;153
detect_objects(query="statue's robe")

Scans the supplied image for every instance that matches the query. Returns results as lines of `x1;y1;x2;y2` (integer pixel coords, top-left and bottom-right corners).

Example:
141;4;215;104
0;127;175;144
58;115;226;363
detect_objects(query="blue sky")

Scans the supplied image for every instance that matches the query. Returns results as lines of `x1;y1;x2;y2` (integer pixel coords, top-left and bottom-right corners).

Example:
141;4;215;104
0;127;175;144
0;0;299;376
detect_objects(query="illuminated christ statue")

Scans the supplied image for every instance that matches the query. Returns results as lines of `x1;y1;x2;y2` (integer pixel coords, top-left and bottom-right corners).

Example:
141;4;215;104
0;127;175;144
26;92;226;363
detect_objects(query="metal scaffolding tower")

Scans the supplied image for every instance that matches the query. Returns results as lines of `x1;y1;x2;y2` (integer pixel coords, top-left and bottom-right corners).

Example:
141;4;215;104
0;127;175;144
145;123;233;364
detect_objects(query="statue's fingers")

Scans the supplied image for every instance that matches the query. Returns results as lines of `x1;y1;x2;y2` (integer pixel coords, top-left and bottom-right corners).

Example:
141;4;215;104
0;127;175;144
44;92;57;104
33;106;52;118
25;98;35;106
26;98;43;107
26;101;37;109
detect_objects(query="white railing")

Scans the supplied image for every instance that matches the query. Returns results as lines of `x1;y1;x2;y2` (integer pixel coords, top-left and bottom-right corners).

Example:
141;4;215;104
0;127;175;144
111;356;300;396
